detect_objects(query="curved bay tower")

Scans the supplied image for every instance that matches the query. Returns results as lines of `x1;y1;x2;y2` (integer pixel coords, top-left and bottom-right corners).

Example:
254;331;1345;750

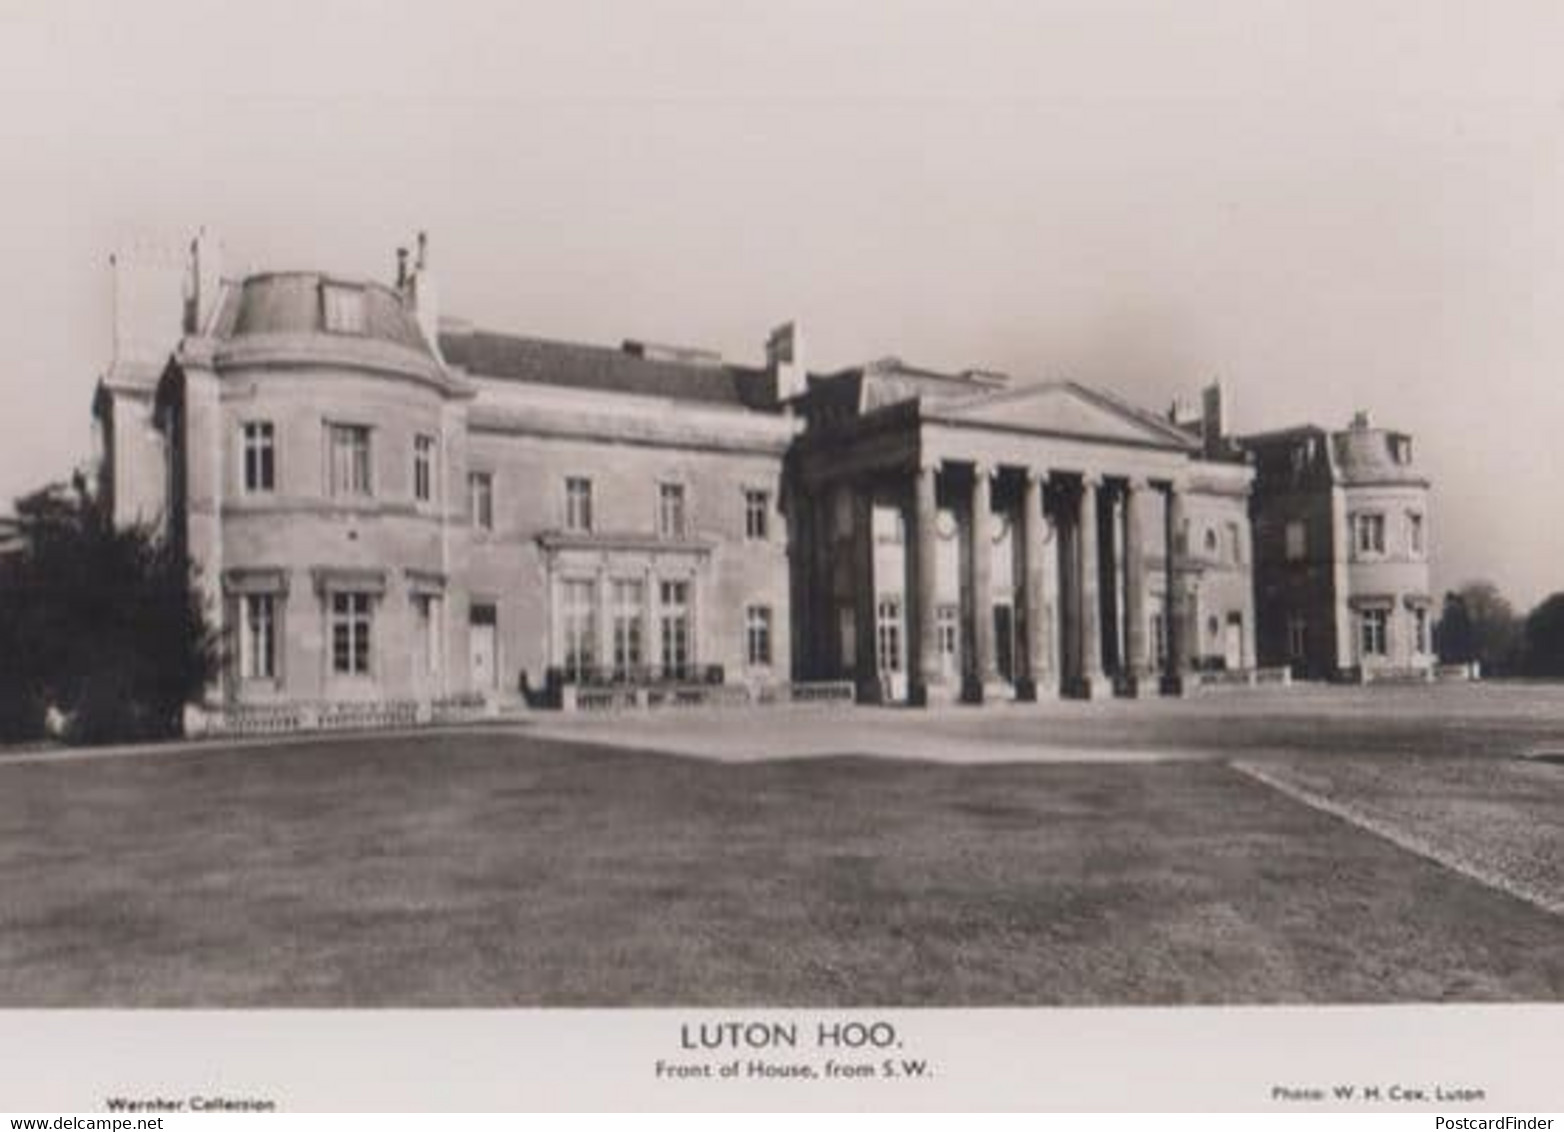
89;230;1433;725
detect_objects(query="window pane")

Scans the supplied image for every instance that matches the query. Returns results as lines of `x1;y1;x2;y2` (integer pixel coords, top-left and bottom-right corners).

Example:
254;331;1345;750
745;490;769;539
566;478;593;532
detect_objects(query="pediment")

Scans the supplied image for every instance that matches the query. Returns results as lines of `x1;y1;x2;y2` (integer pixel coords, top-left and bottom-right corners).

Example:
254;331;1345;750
930;381;1197;450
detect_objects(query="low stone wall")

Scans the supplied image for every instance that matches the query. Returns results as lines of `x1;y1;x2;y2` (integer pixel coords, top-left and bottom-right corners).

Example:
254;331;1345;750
1190;666;1294;690
192;693;494;737
563;679;856;713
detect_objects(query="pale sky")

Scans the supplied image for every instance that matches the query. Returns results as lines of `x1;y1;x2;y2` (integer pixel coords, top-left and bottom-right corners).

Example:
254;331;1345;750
1;0;1561;605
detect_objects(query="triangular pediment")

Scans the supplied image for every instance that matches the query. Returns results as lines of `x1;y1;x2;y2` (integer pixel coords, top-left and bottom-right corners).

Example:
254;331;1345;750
929;380;1198;450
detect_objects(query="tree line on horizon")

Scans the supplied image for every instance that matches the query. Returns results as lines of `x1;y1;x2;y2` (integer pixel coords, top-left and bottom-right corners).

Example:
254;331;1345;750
1436;580;1564;679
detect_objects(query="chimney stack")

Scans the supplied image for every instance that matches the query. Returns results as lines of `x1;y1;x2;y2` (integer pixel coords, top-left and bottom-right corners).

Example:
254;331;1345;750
406;230;439;354
1200;379;1228;457
184;227;223;335
396;247;409;291
766;321;806;404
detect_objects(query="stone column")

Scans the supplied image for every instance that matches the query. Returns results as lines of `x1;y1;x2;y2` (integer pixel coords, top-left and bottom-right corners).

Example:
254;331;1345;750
852;485;880;702
967;462;997;701
1161;483;1187;695
1018;470;1047;700
909;461;941;706
1055;484;1077;689
1098;482;1121;678
1076;474;1107;697
1122;477;1149;694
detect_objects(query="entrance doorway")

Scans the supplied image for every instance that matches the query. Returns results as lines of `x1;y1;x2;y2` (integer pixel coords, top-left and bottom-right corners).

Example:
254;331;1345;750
1224;614;1244;671
993;602;1016;685
876;596;906;702
469;602;497;691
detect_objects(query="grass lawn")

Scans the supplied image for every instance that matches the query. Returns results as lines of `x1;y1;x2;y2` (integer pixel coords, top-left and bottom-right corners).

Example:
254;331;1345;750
1;728;1559;1006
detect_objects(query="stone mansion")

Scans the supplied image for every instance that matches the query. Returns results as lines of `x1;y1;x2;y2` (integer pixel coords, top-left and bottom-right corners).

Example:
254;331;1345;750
91;231;1436;720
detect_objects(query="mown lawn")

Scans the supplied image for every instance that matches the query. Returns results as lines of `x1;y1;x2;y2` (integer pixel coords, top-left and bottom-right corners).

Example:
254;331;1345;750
0;730;1559;1005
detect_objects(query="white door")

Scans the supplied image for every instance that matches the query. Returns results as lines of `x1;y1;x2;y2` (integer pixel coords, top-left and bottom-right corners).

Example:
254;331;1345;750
469;604;497;691
877;597;907;702
1223;617;1243;671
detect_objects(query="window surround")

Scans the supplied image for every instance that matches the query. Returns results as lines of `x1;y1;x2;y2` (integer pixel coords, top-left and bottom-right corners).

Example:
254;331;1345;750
564;476;594;534
1353;511;1386;558
241;420;276;495
239;592;280;682
329;590;375;677
657;481;688;540
222;569;289;688
743;488;771;541
324;420;373;499
1358;607;1389;658
413;434;437;506
745;604;773;668
1407;510;1426;557
321;282;367;336
468;470;494;532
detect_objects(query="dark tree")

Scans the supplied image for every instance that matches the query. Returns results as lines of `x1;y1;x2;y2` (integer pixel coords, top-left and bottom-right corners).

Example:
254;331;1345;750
1522;592;1564;678
1435;580;1520;675
1435;590;1473;664
0;477;217;745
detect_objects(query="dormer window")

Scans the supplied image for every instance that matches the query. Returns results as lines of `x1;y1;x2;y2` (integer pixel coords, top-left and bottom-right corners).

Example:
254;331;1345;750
322;284;366;335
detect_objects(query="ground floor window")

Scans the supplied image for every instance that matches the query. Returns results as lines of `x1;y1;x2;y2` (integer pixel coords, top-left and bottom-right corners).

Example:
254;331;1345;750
1150;607;1167;666
936;604;959;676
745;604;772;667
561;579;598;681
330;592;373;676
412;593;442;682
1412;606;1429;655
1287;615;1308;661
876;597;903;675
1359;608;1388;658
241;593;277;680
660;579;691;679
611;579;644;679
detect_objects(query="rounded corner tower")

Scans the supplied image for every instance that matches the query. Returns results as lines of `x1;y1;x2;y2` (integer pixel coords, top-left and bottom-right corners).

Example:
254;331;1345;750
161;261;478;714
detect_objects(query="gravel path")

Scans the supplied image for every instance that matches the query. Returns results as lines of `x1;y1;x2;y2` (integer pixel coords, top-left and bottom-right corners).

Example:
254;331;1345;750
1233;756;1563;916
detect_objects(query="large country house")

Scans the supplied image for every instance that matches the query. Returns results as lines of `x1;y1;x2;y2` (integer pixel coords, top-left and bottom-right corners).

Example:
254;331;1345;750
90;231;1435;726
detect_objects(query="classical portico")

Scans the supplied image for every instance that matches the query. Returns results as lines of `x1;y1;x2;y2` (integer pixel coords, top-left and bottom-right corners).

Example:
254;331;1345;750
792;376;1206;704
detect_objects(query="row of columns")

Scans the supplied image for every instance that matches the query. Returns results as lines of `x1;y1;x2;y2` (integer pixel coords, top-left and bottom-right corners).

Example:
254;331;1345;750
903;462;1185;704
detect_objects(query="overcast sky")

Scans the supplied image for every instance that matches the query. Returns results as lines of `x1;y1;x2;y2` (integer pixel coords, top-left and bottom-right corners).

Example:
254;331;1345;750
1;0;1560;605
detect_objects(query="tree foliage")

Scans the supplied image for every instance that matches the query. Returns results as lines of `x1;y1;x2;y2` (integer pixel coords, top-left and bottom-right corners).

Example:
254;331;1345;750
0;478;217;744
1436;581;1522;674
1522;592;1564;678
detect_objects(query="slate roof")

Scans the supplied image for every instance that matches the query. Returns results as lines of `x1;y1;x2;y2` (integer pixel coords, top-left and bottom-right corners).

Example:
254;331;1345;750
1332;426;1424;486
440;329;775;410
212;273;432;354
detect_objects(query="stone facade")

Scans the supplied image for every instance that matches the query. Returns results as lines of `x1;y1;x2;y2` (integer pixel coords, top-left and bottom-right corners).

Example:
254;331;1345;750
1244;415;1434;681
88;231;1433;715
